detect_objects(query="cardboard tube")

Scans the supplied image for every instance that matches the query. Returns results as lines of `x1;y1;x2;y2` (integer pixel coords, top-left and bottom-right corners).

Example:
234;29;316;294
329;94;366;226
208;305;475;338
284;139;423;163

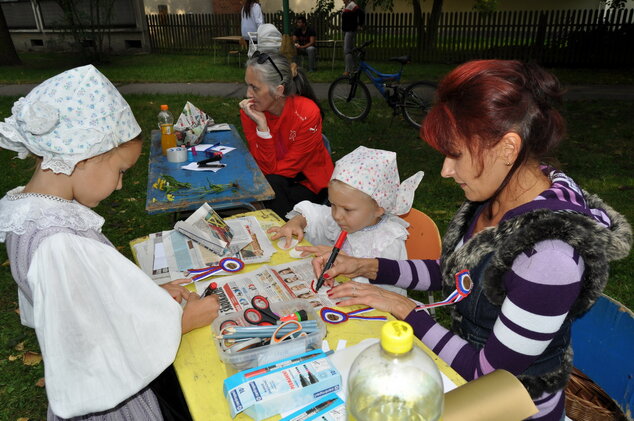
443;370;538;421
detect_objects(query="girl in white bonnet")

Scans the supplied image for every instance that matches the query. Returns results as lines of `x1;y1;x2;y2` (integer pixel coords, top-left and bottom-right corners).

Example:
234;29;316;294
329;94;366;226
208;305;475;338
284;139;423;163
269;146;423;295
0;65;219;420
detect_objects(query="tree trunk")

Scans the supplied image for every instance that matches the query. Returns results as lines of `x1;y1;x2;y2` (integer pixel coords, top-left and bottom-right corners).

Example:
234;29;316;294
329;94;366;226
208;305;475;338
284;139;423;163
0;5;22;65
425;0;443;48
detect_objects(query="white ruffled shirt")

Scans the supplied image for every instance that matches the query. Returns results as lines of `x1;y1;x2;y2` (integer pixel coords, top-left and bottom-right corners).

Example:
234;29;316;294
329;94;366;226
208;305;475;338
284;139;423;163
288;201;409;295
0;188;182;418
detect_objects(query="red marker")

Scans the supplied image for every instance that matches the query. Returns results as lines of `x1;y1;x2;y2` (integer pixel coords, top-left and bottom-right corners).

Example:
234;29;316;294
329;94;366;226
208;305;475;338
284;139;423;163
315;231;348;291
201;282;218;298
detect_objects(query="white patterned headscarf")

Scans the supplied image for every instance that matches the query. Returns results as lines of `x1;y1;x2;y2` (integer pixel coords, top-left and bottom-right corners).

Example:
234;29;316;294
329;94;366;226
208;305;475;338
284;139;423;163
0;65;141;175
331;146;424;215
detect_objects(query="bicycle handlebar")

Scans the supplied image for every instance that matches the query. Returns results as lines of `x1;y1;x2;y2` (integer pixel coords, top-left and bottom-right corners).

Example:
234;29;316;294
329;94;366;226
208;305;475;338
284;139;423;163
352;40;374;54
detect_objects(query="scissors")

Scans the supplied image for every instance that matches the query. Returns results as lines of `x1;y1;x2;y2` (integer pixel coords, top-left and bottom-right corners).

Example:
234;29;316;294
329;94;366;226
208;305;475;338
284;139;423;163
187;257;244;282
244;295;280;326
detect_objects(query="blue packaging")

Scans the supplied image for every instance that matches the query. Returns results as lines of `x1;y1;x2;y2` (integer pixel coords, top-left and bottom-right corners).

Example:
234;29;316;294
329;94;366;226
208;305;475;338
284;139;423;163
279;393;345;421
223;350;341;421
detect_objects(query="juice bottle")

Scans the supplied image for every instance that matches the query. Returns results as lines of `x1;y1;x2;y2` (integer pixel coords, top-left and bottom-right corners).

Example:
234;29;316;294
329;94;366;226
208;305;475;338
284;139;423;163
158;104;176;155
347;320;444;421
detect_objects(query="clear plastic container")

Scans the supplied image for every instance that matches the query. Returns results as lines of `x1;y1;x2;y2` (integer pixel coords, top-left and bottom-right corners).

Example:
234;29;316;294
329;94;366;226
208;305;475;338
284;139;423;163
347;320;444;421
211;299;326;374
158;104;176;155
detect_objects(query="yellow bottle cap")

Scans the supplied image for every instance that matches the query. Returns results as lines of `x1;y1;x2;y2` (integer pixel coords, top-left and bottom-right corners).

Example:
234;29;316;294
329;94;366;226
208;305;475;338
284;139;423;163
380;320;414;354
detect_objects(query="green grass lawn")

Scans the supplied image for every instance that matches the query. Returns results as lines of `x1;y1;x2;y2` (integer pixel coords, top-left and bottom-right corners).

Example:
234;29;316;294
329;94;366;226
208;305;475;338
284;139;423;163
2;52;634;85
0;59;632;419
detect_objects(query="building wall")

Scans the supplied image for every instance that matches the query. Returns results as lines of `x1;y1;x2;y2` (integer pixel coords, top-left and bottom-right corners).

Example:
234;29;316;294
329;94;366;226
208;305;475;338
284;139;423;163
143;0;213;14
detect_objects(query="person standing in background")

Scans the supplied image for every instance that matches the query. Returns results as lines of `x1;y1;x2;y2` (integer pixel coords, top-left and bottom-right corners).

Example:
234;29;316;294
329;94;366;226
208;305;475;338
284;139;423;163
241;0;264;44
342;0;365;76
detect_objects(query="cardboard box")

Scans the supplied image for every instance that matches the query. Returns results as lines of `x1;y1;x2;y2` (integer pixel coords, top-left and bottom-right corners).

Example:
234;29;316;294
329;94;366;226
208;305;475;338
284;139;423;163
224;350;341;421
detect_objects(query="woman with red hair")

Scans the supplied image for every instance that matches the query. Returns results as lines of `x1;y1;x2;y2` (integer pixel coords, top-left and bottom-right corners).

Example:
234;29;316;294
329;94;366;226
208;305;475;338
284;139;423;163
315;60;631;421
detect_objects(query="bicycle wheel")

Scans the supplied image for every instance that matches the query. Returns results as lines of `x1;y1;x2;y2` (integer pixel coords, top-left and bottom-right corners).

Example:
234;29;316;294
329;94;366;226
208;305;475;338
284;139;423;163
328;76;372;122
402;81;436;129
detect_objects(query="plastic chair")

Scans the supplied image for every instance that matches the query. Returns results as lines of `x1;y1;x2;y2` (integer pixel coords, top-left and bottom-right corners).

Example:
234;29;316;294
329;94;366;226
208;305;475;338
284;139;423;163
400;208;442;317
569;294;633;417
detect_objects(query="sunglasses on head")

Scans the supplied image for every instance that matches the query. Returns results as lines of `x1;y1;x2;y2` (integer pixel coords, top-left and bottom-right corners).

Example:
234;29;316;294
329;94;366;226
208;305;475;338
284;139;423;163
252;51;284;82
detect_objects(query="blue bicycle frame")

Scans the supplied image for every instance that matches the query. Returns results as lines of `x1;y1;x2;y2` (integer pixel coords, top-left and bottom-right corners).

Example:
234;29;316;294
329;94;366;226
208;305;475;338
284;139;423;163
355;60;403;98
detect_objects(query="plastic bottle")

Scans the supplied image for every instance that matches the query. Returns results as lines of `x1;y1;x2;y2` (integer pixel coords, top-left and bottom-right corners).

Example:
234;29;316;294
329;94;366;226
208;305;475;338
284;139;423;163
158;104;177;155
347;320;444;421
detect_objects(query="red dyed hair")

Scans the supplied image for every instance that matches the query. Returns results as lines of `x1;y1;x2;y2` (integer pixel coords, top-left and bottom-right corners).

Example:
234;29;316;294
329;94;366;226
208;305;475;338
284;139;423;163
421;60;566;175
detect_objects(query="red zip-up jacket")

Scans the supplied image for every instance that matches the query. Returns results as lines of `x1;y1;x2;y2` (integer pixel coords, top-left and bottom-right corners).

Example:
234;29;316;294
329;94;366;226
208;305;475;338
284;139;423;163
240;95;334;194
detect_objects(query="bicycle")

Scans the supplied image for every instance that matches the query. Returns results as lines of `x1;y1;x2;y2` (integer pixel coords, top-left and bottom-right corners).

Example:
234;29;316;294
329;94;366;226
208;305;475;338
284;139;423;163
328;40;436;129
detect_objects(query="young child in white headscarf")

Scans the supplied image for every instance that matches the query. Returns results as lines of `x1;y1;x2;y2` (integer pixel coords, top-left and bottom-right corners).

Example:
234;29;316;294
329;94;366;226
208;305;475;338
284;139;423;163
269;146;423;295
0;65;219;420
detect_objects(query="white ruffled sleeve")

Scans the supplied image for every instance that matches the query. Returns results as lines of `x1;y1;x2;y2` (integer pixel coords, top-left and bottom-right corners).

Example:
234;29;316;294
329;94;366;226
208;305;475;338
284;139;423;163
27;233;183;418
287;201;340;246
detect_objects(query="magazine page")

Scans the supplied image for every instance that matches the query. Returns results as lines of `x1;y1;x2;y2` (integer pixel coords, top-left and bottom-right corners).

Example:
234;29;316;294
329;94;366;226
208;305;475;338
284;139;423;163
174;203;233;255
230;215;277;264
194;258;336;316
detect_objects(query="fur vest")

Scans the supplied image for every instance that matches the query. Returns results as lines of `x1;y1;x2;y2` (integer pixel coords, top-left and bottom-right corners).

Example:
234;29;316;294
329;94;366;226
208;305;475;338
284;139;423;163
440;192;632;397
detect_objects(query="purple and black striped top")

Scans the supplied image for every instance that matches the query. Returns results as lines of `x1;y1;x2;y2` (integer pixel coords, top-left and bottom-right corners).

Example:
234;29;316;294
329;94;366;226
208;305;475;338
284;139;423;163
373;168;611;421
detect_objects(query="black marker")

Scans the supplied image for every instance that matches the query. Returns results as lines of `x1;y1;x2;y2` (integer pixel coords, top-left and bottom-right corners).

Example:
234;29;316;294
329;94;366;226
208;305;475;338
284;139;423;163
201;282;218;298
315;231;348;291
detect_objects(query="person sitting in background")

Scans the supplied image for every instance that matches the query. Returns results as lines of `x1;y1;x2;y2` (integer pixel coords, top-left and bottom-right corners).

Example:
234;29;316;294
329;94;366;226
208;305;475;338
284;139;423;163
239;52;334;219
293;16;317;72
269;146;424;296
315;60;632;421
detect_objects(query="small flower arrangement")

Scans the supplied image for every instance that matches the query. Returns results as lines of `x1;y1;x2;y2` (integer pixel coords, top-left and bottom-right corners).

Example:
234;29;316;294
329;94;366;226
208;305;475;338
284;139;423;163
153;175;238;201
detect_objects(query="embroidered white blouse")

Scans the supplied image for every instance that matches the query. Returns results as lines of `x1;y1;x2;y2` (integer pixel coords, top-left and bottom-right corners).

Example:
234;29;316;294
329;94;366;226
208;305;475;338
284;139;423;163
0;188;182;418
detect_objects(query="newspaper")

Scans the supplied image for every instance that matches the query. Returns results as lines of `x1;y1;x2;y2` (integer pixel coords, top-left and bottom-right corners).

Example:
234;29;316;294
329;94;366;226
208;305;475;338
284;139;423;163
193;258;336;316
174;203;251;256
132;216;276;284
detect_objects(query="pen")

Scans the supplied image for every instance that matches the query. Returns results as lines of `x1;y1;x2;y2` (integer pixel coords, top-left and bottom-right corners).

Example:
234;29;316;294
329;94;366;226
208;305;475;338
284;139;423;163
315;231;348;291
244;350;326;379
198;163;226;168
201;282;218;298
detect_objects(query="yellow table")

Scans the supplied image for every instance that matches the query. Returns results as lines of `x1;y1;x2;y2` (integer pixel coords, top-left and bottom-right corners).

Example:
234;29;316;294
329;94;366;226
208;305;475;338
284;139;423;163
169;209;465;420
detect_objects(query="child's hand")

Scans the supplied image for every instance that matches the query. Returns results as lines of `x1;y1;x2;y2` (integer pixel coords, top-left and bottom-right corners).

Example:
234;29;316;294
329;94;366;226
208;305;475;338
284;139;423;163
181;292;220;334
296;245;333;258
267;215;307;248
161;278;192;303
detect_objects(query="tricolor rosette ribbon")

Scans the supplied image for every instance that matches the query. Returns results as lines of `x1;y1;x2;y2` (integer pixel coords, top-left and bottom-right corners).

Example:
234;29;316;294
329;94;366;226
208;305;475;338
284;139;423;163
415;269;473;312
320;306;387;324
187;257;245;282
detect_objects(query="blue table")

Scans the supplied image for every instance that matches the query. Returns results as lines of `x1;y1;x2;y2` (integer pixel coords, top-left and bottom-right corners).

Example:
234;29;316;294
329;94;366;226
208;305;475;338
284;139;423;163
145;125;274;215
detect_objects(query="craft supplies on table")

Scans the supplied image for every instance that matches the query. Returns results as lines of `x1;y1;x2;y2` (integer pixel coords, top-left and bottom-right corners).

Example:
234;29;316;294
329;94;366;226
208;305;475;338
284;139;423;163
279;393;344;421
212;299;327;372
224;349;341;421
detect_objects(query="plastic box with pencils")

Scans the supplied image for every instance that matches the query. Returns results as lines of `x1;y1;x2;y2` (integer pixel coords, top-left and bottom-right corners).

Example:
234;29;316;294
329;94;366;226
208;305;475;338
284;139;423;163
223;349;342;421
212;299;327;373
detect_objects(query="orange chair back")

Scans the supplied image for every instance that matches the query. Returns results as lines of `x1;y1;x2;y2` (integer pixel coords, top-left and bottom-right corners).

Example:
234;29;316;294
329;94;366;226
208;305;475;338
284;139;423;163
400;208;442;260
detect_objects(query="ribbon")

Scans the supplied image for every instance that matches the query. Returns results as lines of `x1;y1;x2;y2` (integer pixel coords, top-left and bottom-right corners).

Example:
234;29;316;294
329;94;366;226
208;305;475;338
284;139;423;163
187;257;244;282
415;269;473;312
320;306;387;324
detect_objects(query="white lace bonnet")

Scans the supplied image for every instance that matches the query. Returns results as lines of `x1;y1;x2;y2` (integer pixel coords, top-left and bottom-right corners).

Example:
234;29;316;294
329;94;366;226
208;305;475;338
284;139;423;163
0;65;141;175
331;146;424;215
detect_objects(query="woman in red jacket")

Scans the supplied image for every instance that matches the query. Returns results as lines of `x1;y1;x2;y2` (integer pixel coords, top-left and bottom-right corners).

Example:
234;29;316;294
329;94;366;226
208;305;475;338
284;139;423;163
240;51;334;219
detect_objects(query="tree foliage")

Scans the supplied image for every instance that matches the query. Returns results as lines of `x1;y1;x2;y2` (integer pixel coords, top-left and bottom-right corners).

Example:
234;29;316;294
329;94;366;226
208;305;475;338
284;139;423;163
54;0;117;63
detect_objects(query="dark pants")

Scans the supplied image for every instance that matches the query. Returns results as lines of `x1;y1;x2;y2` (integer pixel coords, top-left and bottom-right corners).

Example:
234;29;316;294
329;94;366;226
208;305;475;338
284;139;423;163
149;365;193;421
264;174;327;220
